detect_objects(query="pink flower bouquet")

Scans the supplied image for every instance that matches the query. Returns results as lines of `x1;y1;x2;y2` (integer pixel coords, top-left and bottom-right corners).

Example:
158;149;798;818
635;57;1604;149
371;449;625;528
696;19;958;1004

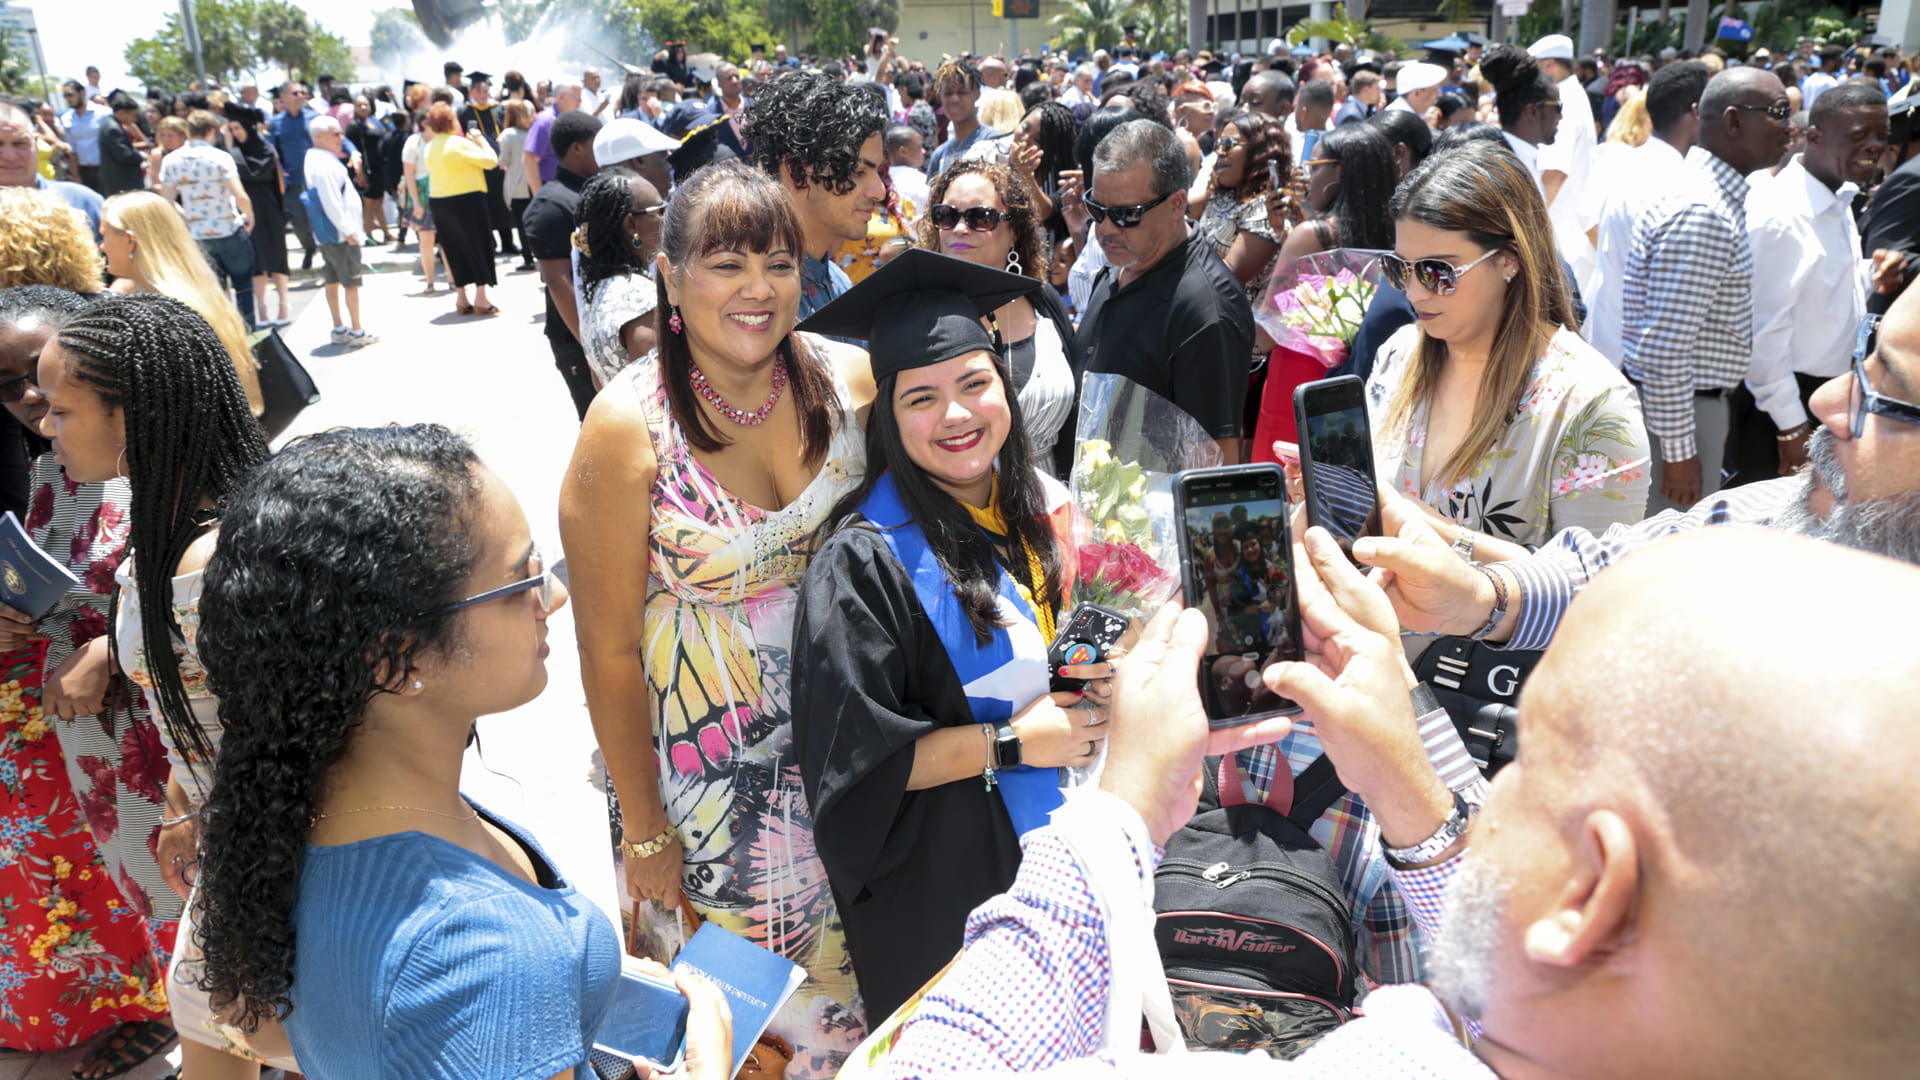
1255;249;1391;371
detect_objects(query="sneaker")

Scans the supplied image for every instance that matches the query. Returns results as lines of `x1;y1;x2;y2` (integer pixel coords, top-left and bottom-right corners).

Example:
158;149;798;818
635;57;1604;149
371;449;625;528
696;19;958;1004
347;330;379;349
329;327;352;346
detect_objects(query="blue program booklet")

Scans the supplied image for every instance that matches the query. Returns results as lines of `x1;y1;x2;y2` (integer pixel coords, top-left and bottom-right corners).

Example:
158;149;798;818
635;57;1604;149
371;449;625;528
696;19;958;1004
0;511;78;620
671;922;806;1076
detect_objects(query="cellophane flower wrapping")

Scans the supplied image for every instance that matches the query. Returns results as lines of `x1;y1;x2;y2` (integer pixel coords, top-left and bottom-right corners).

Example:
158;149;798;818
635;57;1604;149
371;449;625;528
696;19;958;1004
1067;374;1222;620
1254;248;1390;371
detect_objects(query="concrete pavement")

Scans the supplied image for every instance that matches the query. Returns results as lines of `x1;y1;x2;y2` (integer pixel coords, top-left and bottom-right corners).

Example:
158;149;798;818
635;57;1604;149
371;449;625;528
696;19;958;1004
1;250;617;1080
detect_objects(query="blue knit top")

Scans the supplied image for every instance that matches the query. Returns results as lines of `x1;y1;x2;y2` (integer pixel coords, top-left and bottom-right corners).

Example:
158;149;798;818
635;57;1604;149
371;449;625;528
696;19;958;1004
286;803;621;1079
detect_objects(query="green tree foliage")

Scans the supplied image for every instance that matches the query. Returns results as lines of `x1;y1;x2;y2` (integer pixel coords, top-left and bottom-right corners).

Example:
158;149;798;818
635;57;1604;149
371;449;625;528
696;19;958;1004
369;8;426;71
621;0;782;63
1287;16;1404;54
0;27;31;95
1049;0;1140;54
122;0;357;89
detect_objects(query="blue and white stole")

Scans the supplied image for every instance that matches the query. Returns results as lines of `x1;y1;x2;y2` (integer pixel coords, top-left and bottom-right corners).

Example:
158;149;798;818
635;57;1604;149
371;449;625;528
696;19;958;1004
858;471;1062;836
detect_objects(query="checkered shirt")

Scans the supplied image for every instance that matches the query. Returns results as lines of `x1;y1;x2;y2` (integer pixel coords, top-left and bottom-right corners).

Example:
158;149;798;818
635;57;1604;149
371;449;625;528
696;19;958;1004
1498;476;1801;652
1234;708;1487;986
1621;147;1756;463
869;799;1468;1078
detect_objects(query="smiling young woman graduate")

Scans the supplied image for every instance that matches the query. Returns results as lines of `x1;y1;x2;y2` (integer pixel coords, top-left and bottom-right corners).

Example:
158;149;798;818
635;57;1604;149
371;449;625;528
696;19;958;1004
789;250;1118;1022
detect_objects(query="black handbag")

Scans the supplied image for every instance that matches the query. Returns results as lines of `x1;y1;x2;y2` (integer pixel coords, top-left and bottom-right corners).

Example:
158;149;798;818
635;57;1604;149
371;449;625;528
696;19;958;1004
253;329;320;440
1410;637;1540;779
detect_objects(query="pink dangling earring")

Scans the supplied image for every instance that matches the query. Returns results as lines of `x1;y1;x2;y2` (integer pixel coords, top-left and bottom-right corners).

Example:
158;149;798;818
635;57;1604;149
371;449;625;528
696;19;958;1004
668;306;684;334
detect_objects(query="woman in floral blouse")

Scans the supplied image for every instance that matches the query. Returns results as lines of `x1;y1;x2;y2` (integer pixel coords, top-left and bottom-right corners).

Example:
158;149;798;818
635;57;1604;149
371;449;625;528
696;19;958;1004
1366;141;1648;552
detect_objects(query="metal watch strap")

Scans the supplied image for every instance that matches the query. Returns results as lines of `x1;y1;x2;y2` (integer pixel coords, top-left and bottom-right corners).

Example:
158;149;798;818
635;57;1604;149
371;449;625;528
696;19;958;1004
619;825;677;860
1383;788;1471;869
1410;681;1442;718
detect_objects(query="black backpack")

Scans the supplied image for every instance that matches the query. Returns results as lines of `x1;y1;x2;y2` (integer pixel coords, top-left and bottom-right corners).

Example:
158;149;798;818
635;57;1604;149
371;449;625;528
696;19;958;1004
1153;754;1358;1059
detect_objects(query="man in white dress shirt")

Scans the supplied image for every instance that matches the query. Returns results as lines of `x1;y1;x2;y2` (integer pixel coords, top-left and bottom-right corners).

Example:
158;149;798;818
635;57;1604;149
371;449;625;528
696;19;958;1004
1739;82;1889;479
1587;61;1710;366
1529;34;1599;290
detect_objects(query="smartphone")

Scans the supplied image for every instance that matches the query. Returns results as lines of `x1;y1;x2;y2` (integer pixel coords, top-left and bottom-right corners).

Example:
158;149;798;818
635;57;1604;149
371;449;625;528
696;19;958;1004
1172;465;1302;727
1048;602;1130;693
1267;159;1282;189
591;968;689;1072
1293;376;1382;564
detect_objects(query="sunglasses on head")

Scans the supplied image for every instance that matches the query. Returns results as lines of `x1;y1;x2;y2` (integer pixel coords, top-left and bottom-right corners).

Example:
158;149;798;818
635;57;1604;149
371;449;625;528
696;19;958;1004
928;203;1005;231
1379;248;1503;296
1083;189;1174;228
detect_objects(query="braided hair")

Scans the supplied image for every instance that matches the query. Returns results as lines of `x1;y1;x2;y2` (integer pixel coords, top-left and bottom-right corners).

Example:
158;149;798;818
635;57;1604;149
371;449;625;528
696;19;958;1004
195;424;483;1029
55;294;268;776
0;285;91;332
573;167;652;304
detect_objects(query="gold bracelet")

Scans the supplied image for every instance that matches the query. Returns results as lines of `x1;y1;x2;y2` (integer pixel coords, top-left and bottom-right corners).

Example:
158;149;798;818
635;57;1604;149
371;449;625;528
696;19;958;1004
618;826;677;860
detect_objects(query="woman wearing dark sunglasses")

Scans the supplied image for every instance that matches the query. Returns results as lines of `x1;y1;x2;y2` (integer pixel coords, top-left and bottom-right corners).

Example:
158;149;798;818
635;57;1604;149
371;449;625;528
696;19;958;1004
1191;109;1300;302
1367;141;1649;555
187;425;733;1079
918;159;1082;475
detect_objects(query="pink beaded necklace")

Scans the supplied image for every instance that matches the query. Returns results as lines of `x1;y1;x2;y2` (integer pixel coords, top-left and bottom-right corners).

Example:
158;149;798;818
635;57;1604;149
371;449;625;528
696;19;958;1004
688;357;788;426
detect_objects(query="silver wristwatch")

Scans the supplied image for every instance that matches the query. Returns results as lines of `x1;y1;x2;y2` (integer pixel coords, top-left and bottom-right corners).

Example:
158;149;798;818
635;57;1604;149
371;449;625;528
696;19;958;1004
1383;789;1472;869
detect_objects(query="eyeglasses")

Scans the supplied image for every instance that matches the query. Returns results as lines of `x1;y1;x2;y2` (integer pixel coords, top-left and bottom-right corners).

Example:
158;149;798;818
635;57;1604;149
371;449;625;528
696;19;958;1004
1379;248;1503;296
0;371;33;404
1847;315;1920;439
422;546;557;616
1734;102;1793;122
1083;189;1175;228
624;205;666;220
928;203;1006;231
1302;158;1338;171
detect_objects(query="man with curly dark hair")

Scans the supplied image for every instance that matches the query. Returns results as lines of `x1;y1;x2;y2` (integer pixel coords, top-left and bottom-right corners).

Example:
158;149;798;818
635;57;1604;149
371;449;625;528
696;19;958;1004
742;70;888;319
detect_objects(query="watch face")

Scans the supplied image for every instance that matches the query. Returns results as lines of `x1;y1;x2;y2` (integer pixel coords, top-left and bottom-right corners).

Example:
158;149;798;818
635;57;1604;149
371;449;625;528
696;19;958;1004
994;728;1022;769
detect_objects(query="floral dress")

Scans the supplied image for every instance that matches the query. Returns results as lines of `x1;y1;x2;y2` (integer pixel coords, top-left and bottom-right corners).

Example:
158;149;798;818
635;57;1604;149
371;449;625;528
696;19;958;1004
617;339;869;1078
1366;325;1651;548
1;455;171;1049
1195;191;1280;304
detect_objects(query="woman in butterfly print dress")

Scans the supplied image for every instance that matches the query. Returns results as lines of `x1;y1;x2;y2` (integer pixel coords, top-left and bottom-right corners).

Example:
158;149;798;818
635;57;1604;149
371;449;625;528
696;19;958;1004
562;164;872;1078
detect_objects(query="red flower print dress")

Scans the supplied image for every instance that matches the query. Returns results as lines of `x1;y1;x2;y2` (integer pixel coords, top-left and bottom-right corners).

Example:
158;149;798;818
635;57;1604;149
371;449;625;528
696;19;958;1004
0;456;173;1049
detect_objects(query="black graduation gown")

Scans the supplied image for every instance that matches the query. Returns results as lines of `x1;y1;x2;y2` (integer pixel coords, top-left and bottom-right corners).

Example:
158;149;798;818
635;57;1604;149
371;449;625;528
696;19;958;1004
791;525;1024;1023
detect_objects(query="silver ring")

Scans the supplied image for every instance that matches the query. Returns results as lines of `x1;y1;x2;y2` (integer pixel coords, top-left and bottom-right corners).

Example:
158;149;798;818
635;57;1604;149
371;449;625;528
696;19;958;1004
1082;707;1099;727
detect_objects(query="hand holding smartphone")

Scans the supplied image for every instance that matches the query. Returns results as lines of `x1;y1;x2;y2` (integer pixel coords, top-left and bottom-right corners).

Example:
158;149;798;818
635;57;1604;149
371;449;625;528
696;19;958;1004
1172;465;1303;727
592;965;689;1073
1293;376;1383;565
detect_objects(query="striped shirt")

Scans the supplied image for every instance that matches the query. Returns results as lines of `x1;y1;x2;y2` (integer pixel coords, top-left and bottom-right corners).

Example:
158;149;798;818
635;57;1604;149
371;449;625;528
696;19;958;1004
1498;475;1801;652
1234;707;1487;986
1621;147;1755;463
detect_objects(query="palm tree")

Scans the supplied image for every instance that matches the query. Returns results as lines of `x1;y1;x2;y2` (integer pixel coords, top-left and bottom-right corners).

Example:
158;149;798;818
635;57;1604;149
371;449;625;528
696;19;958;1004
1050;0;1140;53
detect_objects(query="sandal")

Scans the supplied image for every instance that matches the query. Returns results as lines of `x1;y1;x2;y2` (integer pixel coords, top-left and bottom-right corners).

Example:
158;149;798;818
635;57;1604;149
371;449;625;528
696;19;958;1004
473;304;499;316
456;300;474;315
69;1018;178;1080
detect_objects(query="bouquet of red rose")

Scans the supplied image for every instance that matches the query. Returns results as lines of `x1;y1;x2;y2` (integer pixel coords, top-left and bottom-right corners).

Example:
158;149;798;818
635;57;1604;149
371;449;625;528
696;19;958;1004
1066;374;1220;618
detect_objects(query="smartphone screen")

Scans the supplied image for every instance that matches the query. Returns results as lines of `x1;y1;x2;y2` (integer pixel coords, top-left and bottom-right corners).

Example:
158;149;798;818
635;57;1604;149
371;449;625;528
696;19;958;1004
1175;466;1302;726
592;970;688;1069
1295;376;1382;562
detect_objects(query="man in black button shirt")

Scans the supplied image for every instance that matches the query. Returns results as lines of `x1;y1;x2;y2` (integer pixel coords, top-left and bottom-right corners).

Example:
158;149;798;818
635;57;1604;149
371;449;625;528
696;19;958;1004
522;111;603;419
1077;119;1254;462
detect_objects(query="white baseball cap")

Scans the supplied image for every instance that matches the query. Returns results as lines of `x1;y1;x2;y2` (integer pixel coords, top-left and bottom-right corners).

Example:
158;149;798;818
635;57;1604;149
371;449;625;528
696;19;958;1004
1397;62;1447;93
1268;38;1287;57
1527;34;1575;60
594;118;679;167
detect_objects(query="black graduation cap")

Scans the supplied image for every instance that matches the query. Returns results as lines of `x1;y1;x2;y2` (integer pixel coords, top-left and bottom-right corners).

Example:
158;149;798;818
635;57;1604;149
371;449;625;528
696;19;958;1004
468;70;493;84
795;249;1040;378
221;101;266;127
1891;96;1918;147
667;114;744;180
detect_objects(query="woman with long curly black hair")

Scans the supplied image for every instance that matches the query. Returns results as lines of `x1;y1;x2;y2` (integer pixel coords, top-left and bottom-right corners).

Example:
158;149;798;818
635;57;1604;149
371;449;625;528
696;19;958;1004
573;166;664;386
36;292;282;1079
188;424;733;1077
1192;108;1301;301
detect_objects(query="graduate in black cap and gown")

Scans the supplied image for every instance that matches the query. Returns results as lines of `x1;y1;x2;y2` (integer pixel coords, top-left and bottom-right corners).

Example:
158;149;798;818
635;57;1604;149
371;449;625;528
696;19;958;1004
790;249;1118;1021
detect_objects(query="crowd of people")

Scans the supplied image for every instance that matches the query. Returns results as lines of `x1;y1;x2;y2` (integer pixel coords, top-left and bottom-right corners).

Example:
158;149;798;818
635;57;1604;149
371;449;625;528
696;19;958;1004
0;20;1918;1080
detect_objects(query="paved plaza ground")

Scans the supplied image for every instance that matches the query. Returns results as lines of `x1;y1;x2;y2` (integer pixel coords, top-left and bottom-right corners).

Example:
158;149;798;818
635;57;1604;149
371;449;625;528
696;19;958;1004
1;246;619;1080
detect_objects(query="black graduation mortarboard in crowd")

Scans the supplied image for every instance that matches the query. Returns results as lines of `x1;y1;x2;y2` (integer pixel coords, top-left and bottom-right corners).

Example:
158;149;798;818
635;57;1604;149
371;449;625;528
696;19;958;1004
468;71;493;84
667;114;744;180
1890;97;1918;147
221;101;266;127
795;249;1040;377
